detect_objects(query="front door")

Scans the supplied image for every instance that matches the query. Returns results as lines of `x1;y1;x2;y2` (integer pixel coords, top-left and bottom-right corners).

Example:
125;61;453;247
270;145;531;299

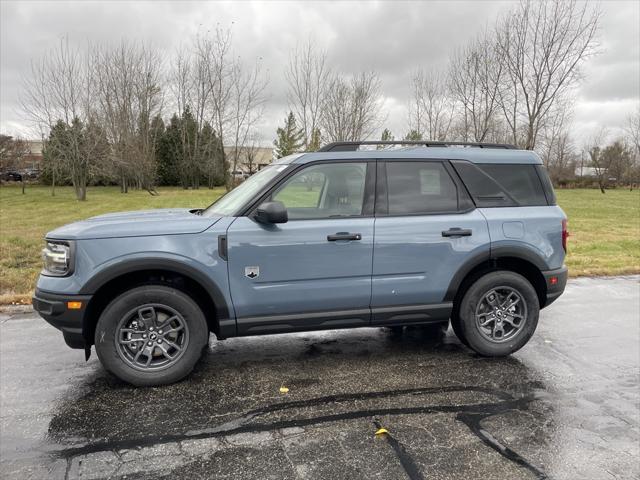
227;161;375;335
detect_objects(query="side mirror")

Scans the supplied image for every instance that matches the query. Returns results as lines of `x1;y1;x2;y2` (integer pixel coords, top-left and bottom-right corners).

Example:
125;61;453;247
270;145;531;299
254;201;288;224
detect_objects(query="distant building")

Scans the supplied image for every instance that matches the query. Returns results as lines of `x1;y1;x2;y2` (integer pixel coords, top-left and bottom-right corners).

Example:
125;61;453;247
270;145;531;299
575;165;600;177
22;140;44;171
224;146;274;177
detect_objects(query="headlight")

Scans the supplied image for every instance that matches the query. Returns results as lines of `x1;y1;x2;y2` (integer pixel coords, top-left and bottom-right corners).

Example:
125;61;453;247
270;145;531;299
42;241;73;276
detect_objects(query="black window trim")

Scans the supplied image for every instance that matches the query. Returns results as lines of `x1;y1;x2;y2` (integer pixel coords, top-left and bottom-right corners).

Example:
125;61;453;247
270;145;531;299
241;159;376;221
375;158;476;218
533;164;557;206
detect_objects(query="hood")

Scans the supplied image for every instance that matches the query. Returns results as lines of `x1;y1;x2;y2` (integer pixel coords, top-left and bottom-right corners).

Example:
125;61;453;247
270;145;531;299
46;208;222;240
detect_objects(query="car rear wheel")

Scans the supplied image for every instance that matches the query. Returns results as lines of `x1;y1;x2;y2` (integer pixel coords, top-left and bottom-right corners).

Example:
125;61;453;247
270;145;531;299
452;271;539;356
95;285;209;387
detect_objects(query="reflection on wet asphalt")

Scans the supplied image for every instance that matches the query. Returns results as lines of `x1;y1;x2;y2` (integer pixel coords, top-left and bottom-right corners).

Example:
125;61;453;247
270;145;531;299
1;276;638;479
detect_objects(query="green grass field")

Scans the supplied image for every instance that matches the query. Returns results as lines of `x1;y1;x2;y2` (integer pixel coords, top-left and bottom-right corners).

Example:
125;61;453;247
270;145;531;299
0;184;638;304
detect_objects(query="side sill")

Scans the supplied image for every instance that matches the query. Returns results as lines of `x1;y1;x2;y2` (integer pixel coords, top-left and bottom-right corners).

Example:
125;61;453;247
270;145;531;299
371;303;452;326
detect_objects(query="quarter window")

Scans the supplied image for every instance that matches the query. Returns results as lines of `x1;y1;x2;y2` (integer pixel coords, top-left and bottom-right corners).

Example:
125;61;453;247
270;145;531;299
272;163;367;220
385;162;458;215
478;164;547;206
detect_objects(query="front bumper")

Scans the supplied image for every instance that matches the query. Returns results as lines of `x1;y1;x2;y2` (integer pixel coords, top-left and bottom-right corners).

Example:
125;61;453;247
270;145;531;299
541;265;568;308
32;289;92;349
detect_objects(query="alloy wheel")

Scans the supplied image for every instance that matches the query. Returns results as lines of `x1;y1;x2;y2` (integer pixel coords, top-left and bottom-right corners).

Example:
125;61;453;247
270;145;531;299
115;303;190;371
474;286;527;343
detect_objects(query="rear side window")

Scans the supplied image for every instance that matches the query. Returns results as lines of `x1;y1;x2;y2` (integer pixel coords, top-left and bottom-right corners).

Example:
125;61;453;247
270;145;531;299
385;162;459;214
479;164;547;206
452;161;548;207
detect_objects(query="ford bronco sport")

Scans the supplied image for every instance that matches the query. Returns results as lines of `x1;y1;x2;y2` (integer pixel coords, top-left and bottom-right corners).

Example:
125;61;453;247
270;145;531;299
33;141;568;386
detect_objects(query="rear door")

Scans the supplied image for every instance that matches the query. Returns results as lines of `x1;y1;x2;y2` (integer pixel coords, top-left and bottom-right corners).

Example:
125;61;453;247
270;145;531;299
227;161;376;335
371;160;490;325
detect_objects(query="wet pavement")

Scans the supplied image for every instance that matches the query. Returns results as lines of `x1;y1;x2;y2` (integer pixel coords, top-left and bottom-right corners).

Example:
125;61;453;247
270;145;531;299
1;276;638;480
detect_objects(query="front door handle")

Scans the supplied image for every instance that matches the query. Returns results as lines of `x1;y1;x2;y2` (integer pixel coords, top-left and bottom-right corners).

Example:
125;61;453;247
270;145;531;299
442;228;472;237
327;232;362;241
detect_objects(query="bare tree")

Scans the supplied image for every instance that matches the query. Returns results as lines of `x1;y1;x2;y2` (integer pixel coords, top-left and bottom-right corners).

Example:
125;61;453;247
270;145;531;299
244;134;263;175
226;59;268;189
448;30;505;142
584;129;609;193
496;0;600;149
409;69;454;141
20;37;97;200
93;41;164;193
321;71;383;143
169;28;267;190
625;107;640;160
206;27;235;187
171;39;210;188
286;40;330;150
624;106;640;189
538;101;576;183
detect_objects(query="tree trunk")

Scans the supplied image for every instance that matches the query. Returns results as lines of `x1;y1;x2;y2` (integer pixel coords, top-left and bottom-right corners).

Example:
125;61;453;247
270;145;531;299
21;178;25;194
51;169;56;197
75;182;87;201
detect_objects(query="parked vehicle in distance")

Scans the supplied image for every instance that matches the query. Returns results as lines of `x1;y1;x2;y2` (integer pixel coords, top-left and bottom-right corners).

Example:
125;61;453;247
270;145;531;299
1;171;23;181
24;168;40;179
33;141;568;386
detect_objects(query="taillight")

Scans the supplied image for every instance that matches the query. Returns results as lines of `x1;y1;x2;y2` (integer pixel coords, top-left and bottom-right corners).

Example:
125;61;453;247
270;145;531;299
562;219;569;253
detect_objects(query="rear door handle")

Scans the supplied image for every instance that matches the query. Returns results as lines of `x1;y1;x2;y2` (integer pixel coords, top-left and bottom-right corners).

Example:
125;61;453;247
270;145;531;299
327;232;362;241
442;228;472;237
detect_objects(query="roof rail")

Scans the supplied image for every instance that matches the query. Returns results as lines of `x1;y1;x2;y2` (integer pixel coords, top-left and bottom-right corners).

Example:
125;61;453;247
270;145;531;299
317;140;517;152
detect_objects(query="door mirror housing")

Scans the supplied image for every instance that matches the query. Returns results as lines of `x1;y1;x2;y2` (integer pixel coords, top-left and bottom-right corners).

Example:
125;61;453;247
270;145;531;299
254;201;288;224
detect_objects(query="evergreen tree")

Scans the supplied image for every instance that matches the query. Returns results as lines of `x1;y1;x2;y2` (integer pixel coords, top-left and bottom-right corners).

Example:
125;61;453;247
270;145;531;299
156;114;182;186
274;112;304;158
306;128;322;152
404;130;423;141
378;129;394;149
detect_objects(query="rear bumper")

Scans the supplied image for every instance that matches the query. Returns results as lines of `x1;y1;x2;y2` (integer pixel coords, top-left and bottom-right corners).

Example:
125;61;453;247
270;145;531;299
541;265;568;308
32;289;92;349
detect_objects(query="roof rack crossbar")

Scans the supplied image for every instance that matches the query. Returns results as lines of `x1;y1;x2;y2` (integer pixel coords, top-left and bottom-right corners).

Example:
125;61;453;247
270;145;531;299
318;140;517;152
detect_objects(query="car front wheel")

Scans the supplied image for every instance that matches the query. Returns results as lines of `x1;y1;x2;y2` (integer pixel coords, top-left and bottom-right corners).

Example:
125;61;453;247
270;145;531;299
452;271;539;356
95;285;209;386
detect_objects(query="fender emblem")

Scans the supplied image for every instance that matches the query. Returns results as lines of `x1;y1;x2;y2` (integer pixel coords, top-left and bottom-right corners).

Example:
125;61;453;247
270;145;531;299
245;266;259;279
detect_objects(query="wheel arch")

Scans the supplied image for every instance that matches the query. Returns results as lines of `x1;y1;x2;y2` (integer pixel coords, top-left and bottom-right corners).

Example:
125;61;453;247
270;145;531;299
445;251;548;312
81;258;233;346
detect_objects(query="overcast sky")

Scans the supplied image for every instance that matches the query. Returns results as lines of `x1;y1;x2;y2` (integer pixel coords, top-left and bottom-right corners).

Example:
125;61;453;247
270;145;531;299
1;0;638;148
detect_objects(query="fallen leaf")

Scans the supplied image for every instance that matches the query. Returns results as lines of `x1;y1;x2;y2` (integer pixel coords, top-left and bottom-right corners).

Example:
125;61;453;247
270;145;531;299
374;428;388;437
279;386;289;394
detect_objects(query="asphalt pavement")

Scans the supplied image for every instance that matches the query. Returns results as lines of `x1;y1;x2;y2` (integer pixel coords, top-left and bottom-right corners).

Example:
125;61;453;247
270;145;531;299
1;276;638;479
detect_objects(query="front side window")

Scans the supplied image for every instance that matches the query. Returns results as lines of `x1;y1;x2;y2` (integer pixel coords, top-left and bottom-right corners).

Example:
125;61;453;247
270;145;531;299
203;164;289;217
385;161;458;215
272;163;367;220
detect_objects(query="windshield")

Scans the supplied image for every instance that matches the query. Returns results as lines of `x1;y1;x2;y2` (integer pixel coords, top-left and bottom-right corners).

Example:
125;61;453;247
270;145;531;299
202;164;289;217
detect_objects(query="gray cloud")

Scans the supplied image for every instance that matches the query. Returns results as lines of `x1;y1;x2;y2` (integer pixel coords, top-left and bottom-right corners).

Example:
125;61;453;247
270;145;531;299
1;0;638;146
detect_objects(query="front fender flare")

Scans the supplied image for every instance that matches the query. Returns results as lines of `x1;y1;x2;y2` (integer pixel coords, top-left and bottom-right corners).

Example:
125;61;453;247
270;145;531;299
80;256;234;338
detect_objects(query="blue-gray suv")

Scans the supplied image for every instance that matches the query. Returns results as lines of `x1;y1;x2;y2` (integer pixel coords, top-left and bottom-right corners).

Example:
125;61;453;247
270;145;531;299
33;141;568;386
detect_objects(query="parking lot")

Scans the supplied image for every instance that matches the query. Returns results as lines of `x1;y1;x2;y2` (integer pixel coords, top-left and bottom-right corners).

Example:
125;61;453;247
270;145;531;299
1;276;638;479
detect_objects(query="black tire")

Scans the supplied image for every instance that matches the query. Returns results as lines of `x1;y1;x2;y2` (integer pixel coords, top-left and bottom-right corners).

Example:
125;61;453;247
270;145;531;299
95;285;209;387
450;306;470;347
452;271;539;356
